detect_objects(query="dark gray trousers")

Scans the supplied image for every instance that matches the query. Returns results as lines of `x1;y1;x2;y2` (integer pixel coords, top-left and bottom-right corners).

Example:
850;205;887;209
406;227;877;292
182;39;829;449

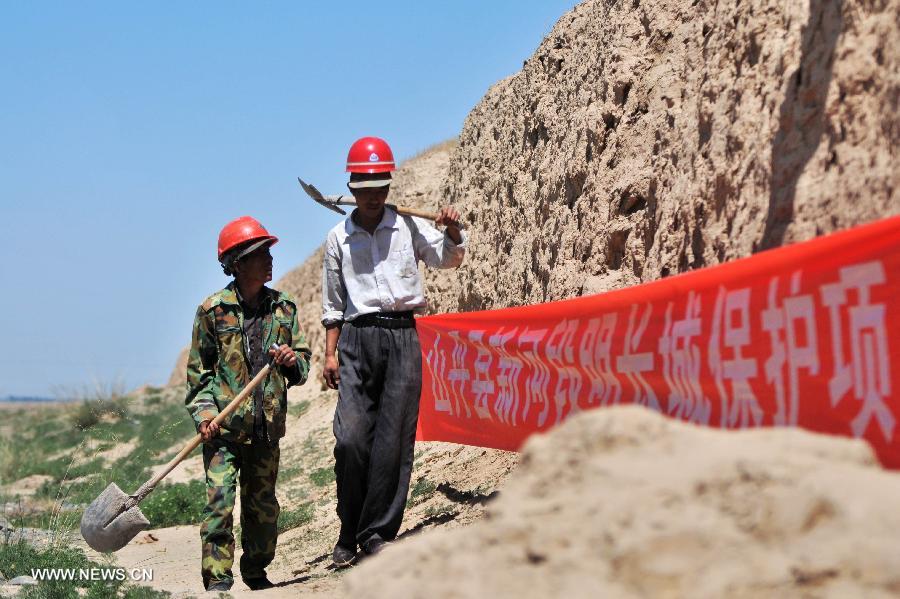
333;322;422;548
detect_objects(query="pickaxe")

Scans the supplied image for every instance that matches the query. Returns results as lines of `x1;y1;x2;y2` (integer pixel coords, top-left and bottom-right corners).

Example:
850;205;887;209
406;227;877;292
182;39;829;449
297;177;447;221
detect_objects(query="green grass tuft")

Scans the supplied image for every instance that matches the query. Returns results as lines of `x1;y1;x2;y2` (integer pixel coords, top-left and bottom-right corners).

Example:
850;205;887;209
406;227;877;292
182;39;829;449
277;503;314;533
308;466;335;487
69;396;130;432
0;538;170;598
139;480;207;528
424;503;456;519
407;477;437;508
288;399;310;418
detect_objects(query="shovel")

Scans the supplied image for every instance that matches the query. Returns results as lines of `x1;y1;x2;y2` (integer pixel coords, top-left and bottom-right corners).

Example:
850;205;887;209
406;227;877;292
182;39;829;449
81;345;279;553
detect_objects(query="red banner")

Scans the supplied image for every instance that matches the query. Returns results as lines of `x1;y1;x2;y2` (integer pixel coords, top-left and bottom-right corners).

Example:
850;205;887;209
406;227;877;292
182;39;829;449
416;215;900;468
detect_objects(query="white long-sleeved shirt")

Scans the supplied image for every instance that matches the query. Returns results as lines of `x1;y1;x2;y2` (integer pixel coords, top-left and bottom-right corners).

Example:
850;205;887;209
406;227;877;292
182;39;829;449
321;207;466;325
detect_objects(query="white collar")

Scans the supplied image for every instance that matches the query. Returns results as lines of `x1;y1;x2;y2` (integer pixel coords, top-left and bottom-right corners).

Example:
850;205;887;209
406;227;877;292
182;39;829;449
344;206;398;236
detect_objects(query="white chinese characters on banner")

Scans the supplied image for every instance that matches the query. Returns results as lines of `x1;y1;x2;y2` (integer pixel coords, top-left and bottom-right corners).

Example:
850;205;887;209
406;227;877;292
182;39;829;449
490;327;522;425
546;319;582;427
422;260;893;441
709;286;762;428
446;331;472;418
426;332;453;415
469;331;495;420
579;314;621;407
616;303;660;411
821;262;893;441
659;292;711;425
519;327;551;423
761;272;820;427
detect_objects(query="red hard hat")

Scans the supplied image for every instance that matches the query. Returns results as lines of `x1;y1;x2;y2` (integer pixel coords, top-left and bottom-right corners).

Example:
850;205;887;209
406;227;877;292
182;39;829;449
217;216;278;260
346;136;396;173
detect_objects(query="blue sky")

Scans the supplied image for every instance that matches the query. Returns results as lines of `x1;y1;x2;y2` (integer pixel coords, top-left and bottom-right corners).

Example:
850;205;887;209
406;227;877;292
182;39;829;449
0;1;578;397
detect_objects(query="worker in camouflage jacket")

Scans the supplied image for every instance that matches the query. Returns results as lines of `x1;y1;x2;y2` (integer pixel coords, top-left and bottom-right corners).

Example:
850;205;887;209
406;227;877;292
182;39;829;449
186;216;311;593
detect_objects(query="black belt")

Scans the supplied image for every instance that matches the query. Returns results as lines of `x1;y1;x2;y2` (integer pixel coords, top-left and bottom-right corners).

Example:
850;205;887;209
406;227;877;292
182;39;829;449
350;311;416;329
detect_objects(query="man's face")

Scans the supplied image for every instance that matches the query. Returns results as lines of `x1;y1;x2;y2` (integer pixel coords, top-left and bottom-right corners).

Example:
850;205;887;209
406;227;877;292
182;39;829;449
235;245;273;284
350;185;390;220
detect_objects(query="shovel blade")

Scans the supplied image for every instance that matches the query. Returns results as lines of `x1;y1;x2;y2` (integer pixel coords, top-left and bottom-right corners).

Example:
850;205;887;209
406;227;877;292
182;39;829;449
80;483;151;553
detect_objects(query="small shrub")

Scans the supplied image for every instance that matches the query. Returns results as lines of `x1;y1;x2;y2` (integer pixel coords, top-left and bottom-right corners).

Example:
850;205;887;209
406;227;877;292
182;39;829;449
407;477;437;508
61;379;131;433
69;397;129;432
71;401;100;431
105;396;130;420
309;466;335;487
424;503;456;519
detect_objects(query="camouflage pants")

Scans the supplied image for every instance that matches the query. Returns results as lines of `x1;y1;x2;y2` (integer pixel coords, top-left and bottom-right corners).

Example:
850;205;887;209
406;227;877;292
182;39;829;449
200;438;280;589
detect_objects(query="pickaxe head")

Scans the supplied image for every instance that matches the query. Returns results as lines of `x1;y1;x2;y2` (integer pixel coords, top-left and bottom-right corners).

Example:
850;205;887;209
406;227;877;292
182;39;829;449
298;177;347;216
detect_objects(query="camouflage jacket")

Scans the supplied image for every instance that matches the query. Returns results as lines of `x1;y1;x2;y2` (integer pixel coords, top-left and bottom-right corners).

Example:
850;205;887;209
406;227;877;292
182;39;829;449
185;282;311;444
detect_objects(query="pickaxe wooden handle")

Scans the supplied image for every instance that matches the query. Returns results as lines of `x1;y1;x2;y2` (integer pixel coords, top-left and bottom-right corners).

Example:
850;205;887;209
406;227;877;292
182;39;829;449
387;205;441;220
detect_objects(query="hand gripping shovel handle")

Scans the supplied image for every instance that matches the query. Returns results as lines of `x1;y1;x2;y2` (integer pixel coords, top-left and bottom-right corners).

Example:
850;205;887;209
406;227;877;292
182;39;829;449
123;346;278;511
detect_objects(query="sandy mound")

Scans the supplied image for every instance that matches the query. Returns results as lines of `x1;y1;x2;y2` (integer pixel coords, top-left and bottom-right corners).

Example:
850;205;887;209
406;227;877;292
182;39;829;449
347;406;900;598
427;0;899;313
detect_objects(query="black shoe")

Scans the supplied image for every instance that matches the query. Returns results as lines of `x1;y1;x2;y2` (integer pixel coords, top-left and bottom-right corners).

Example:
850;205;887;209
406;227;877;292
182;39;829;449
362;536;391;556
332;543;357;568
244;576;274;590
207;580;232;592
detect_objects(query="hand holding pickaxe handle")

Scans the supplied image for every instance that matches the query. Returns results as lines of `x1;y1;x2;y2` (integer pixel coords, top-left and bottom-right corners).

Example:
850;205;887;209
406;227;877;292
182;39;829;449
298;177;463;225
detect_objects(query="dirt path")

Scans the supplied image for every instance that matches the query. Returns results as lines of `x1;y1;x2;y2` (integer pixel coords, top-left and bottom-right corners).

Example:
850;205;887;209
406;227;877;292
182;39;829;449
99;524;344;597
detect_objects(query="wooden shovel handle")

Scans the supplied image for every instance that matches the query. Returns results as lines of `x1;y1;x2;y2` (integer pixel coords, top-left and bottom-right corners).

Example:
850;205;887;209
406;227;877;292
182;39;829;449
139;363;272;494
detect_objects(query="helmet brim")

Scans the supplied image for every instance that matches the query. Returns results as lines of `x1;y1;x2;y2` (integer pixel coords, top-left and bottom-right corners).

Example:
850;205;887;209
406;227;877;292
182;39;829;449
233;236;278;261
348;177;393;189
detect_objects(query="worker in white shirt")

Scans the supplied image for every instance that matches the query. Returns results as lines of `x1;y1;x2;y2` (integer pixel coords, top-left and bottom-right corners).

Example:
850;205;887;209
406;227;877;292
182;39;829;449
321;136;465;566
